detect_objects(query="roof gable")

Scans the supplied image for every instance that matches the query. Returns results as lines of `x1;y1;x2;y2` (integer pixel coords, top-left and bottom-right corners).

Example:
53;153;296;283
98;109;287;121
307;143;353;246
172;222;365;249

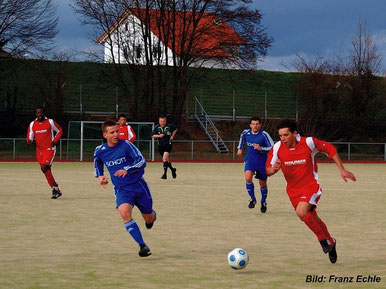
97;8;246;57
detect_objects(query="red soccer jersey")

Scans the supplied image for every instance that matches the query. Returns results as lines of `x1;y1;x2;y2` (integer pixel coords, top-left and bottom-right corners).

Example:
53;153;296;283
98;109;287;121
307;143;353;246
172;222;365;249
118;124;136;143
26;117;63;150
266;136;337;197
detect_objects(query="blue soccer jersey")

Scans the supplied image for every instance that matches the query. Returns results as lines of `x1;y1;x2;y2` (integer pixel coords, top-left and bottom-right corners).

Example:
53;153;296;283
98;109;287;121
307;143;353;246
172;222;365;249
238;129;274;165
94;140;146;188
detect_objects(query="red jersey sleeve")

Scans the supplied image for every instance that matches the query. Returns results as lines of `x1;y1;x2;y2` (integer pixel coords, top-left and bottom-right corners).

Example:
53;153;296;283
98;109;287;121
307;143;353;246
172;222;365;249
26;121;35;144
51;120;63;144
266;147;274;169
128;125;136;143
266;141;281;168
308;137;337;158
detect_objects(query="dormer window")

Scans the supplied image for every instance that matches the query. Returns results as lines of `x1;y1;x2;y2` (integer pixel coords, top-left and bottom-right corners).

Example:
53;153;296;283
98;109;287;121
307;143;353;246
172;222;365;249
214;17;222;25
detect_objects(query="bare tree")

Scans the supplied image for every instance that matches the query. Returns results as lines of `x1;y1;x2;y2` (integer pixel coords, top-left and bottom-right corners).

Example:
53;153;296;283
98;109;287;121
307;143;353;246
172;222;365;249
291;20;384;140
0;0;58;57
344;20;384;125
72;0;273;123
291;54;343;138
30;52;79;116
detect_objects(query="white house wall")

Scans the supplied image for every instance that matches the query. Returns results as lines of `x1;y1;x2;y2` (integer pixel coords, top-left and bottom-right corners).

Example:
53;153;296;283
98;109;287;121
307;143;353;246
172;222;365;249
101;13;241;69
102;14;174;66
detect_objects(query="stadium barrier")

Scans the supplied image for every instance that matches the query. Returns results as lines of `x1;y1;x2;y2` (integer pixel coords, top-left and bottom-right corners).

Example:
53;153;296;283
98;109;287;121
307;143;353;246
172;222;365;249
1;138;385;162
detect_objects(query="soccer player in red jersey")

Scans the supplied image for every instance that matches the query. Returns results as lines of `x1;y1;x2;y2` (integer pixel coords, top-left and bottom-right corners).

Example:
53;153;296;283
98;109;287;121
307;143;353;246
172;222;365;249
117;114;136;143
266;119;356;263
26;107;63;199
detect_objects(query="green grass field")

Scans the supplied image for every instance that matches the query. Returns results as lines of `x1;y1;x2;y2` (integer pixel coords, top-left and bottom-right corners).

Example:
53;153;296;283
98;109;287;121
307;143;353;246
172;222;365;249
0;162;385;289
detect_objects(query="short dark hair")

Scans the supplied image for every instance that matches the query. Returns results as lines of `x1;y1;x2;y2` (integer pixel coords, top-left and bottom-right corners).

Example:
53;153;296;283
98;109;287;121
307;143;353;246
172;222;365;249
35;106;45;113
159;114;166;119
276;119;298;133
118;113;127;119
102;119;118;133
250;116;261;123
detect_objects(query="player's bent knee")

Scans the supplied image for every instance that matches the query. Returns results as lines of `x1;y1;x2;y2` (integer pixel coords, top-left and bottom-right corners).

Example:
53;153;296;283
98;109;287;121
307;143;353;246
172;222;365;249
296;209;307;219
117;204;133;222
119;212;132;223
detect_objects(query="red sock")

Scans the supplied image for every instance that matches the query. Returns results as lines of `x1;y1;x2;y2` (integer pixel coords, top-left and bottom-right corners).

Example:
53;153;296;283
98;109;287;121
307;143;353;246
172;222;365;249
44;169;56;187
311;210;334;246
301;210;326;242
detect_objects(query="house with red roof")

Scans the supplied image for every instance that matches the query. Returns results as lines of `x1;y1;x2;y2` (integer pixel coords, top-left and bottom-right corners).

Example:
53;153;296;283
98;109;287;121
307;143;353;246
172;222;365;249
0;47;10;58
96;8;247;69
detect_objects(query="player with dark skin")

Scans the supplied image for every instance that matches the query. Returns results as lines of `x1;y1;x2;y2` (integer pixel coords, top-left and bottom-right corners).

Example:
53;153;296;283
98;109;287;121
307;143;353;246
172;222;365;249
27;107;63;199
29;108;58;174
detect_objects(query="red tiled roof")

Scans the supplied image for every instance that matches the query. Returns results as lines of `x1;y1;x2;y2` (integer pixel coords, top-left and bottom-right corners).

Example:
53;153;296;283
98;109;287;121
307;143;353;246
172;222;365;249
97;9;246;57
0;47;10;58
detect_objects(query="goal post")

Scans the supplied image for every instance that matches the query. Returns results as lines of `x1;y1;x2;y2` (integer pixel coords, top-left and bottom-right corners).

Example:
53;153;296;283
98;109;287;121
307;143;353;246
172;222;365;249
67;121;155;161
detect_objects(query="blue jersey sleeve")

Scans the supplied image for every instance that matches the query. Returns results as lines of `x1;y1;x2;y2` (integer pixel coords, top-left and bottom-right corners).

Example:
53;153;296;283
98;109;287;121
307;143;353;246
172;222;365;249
260;131;274;152
151;125;159;136
237;130;248;150
168;123;177;132
122;141;146;174
94;144;104;177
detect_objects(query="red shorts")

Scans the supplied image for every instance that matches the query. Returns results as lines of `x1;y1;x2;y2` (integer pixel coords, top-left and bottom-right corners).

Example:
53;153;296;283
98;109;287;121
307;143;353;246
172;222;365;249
288;186;322;209
36;147;56;166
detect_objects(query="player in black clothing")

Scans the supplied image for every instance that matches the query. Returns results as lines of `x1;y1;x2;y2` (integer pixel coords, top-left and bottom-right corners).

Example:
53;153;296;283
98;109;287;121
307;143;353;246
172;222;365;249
151;115;178;179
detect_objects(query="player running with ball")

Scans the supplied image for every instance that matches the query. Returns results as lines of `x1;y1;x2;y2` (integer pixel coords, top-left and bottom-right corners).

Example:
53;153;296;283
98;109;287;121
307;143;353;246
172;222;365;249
94;120;156;257
266;119;356;263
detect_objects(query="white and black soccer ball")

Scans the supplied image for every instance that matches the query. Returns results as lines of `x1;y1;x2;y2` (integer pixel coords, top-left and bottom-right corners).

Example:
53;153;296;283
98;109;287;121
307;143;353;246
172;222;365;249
227;248;249;270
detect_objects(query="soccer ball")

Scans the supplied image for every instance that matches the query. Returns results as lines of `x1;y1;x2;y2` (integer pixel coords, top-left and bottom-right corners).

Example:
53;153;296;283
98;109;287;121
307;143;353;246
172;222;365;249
227;248;249;270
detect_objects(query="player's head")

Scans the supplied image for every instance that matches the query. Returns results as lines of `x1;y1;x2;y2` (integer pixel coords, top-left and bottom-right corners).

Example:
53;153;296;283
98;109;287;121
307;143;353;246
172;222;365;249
276;119;298;147
249;116;262;133
158;115;167;127
102;119;119;146
35;107;46;121
118;114;127;126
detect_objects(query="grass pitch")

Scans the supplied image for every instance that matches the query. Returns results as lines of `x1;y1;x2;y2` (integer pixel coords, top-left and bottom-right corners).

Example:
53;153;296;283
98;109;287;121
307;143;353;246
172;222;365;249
0;162;385;289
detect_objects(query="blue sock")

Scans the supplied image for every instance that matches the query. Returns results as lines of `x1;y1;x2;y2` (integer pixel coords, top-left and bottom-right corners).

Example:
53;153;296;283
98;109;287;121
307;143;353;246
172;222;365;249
246;182;256;200
124;220;145;246
260;187;268;203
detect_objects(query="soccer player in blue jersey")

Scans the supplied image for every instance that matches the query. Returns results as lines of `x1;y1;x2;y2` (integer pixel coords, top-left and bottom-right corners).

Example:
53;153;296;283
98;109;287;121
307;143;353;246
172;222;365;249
94;120;156;257
237;116;274;213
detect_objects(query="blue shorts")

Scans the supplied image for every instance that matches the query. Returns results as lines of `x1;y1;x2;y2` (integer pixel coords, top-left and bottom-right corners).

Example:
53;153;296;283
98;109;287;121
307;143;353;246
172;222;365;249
244;160;267;181
114;178;153;214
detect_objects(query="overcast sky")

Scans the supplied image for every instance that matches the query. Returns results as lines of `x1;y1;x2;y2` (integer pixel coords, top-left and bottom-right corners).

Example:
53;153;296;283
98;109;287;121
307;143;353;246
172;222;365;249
53;0;386;72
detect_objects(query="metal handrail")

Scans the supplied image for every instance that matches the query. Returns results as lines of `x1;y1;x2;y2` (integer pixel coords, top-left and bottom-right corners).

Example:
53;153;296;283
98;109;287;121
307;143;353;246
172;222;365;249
194;96;220;136
193;97;229;152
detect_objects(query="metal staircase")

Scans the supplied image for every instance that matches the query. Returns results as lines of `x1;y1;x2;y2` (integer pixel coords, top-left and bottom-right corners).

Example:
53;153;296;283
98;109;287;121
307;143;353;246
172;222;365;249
192;96;229;153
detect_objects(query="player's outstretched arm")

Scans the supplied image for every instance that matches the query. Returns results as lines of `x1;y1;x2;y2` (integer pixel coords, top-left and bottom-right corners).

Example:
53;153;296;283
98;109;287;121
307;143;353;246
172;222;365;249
332;153;356;182
170;128;177;140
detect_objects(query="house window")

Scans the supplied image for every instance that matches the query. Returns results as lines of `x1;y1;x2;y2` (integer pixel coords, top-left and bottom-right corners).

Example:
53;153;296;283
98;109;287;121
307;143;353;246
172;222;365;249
214;17;222;25
123;47;129;59
152;44;161;58
136;45;142;59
